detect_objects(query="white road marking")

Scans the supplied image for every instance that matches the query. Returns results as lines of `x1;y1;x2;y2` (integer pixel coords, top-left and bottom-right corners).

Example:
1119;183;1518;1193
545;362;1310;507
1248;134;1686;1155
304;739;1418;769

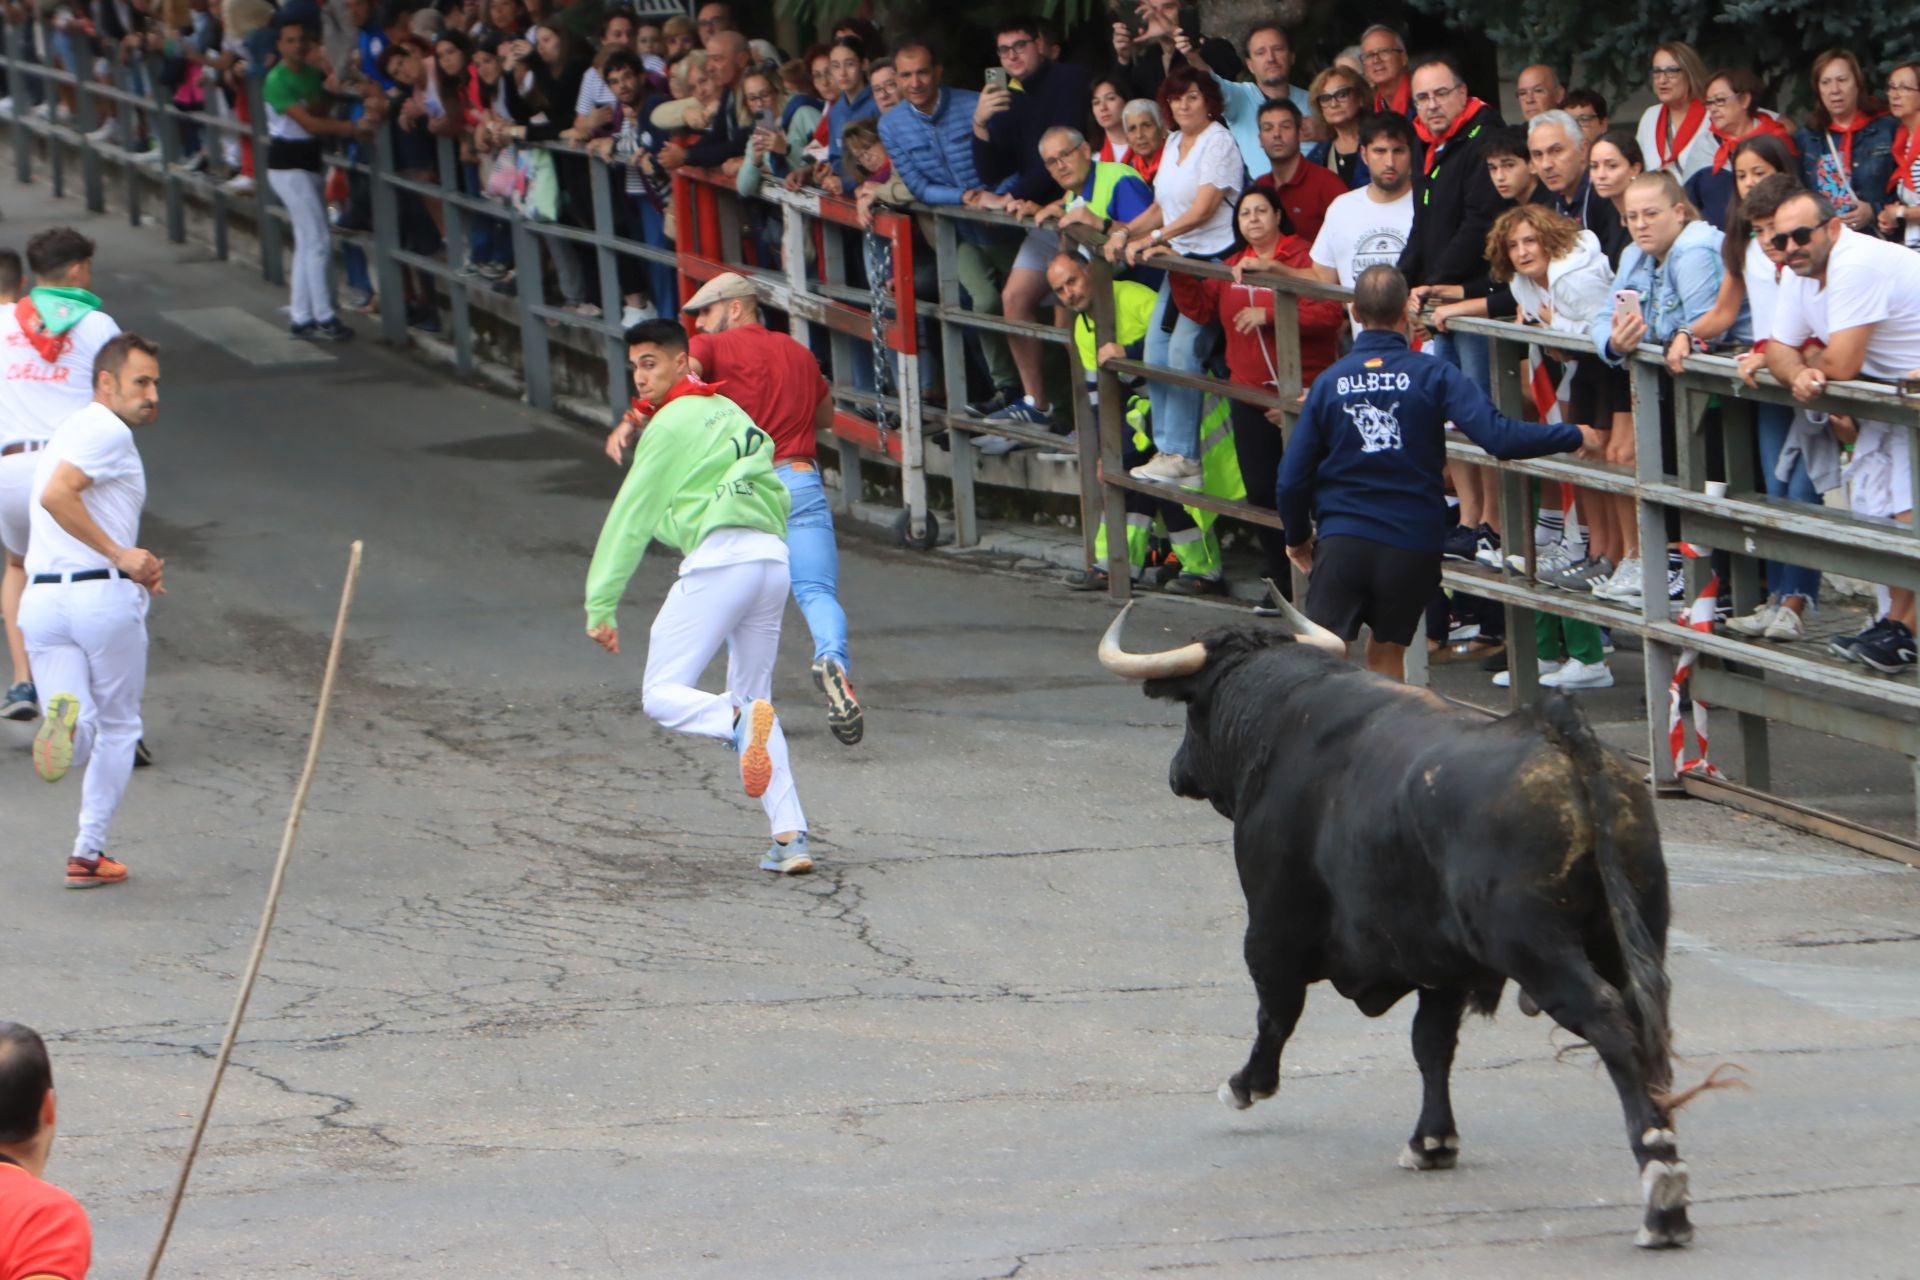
160;307;338;365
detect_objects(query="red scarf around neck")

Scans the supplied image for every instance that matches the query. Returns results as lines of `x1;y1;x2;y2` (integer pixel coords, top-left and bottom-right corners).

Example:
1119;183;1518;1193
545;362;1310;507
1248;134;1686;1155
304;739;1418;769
1891;123;1920;192
1374;75;1408;117
1822;108;1885;176
1655;99;1707;170
633;372;725;418
15;298;68;363
1710;114;1796;174
1413;97;1486;173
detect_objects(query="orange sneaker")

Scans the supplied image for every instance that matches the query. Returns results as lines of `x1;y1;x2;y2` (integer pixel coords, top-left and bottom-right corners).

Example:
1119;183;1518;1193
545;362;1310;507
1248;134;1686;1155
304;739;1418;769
733;699;775;799
66;854;129;889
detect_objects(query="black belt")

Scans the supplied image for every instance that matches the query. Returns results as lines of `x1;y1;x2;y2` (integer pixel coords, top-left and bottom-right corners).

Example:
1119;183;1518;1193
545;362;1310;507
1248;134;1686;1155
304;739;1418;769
30;568;128;584
1;440;48;457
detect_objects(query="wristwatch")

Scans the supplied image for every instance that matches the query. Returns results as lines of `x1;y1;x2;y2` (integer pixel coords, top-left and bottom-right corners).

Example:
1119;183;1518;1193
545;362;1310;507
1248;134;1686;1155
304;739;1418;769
1148;228;1163;244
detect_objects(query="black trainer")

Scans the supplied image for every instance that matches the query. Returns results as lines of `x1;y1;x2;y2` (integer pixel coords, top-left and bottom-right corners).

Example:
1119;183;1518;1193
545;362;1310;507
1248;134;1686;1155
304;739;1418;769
966;387;1017;417
1829;617;1893;663
1853;619;1916;674
1164;574;1228;597
1441;523;1479;562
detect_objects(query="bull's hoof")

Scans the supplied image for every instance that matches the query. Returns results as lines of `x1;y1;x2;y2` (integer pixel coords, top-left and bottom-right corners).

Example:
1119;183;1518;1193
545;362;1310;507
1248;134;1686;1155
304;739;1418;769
1396;1134;1460;1171
1218;1075;1275;1111
1635;1160;1693;1247
1516;990;1541;1017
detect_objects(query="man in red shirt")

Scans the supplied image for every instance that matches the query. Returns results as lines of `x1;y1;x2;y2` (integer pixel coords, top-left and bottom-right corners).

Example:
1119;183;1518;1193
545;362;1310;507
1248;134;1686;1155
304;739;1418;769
605;274;863;746
0;1022;90;1280
1250;99;1347;245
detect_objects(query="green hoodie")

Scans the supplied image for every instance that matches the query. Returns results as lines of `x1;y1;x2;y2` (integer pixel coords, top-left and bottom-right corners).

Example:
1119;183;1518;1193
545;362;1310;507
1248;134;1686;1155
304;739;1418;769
584;386;791;631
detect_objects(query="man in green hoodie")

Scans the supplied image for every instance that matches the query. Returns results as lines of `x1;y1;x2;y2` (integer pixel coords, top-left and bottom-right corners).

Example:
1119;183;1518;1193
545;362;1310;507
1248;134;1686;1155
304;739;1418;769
584;320;813;875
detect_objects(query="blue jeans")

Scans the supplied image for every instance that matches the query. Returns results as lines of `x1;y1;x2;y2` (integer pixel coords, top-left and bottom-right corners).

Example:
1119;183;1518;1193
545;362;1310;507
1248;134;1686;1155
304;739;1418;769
1431;329;1491;393
636;196;677;316
1144;279;1214;458
1755;402;1823;605
460;163;512;266
778;463;849;668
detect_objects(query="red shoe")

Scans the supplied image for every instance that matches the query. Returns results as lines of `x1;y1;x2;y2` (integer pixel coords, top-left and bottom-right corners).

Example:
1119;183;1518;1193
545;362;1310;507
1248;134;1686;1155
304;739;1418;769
66;854;129;889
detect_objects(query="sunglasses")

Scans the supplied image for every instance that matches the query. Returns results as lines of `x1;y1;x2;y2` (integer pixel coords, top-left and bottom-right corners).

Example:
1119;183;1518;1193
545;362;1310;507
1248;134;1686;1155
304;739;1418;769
1768;225;1821;251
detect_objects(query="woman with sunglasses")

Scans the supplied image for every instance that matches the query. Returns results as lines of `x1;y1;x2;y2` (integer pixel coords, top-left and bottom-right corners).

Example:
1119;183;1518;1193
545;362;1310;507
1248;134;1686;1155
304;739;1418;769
1303;64;1369;188
1877;61;1920;250
1634;41;1714;182
1795;49;1894;232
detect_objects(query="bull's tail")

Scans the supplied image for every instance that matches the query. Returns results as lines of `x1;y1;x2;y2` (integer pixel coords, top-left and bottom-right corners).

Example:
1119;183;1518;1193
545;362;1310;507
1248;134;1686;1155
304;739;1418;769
1540;697;1674;1094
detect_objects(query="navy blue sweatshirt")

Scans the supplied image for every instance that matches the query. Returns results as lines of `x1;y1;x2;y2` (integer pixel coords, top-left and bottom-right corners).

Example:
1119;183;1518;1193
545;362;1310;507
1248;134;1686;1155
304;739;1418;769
971;58;1093;203
1278;329;1583;554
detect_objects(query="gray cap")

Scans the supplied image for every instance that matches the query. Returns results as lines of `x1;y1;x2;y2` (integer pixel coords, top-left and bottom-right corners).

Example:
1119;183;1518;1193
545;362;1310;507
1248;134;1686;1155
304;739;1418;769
682;272;758;312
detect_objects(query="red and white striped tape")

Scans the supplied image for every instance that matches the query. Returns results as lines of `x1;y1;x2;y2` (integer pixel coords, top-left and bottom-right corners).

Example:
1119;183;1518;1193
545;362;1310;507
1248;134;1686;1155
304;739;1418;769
1667;557;1723;779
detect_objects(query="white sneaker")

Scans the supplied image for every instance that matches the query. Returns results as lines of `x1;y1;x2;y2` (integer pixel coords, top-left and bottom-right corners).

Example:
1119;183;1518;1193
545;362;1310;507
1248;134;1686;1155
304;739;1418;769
1541;658;1615;689
1130;452;1202;485
84;122;115;141
0;97;14;117
221;173;254;194
1763;605;1805;642
1592;557;1643;602
1724;602;1780;637
973;433;1020;456
1492;659;1562;688
1511;541;1576;578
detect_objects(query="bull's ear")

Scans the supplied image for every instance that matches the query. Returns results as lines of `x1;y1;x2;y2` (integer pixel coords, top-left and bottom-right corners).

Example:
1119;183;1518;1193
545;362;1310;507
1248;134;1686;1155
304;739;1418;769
1141;675;1199;703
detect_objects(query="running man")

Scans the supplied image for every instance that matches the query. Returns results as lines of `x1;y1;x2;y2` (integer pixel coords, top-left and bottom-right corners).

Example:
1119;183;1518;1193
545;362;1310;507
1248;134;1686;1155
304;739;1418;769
22;333;165;889
605;273;864;745
0;230;123;724
586;320;813;875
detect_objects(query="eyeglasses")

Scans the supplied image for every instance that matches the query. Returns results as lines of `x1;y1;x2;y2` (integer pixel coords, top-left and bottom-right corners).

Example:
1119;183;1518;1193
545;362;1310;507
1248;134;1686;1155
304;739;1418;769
995;38;1032;57
1768;225;1821;251
1039;148;1079;168
1890;81;1920;94
1411;83;1462;108
1650;65;1685;78
1361;46;1402;62
1702;95;1733;109
1569;112;1599;126
1315;86;1355;106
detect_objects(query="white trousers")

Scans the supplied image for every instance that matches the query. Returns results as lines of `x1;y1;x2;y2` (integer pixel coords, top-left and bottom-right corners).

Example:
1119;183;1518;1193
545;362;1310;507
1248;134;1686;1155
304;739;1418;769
0;450;39;556
641;558;805;837
19;577;148;855
267;166;335;326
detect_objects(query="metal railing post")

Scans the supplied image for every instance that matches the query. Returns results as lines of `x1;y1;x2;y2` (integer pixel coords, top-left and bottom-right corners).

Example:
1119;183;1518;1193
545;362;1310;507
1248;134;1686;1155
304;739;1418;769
75;32;102;211
1488;331;1538;704
586;152;625;419
1085;253;1131;601
1631;356;1679;790
368;125;409;346
5;24;31;184
147;51;186;242
115;56;139;224
934;215;977;546
435;134;473;376
509;151;552;409
882;210;928;545
818;216;861;516
246;75;282;284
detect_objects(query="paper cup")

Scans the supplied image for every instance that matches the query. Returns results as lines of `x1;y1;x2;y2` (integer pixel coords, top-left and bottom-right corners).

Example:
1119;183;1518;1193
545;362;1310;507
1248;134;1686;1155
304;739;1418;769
1704;481;1728;498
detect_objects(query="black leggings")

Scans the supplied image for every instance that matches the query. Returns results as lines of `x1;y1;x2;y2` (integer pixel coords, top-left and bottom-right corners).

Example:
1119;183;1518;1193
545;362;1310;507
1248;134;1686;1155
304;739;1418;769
1228;397;1290;581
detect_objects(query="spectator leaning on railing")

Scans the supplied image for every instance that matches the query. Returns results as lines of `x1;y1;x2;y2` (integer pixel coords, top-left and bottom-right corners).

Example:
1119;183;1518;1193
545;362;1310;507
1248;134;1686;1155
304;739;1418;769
1797;49;1895;234
1012;124;1156;284
1766;190;1920;673
1121;97;1164;182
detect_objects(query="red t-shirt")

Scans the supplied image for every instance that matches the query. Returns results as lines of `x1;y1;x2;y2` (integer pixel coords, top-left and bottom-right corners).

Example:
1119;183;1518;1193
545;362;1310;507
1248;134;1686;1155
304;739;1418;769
687;325;830;463
0;1164;91;1280
1253;158;1349;247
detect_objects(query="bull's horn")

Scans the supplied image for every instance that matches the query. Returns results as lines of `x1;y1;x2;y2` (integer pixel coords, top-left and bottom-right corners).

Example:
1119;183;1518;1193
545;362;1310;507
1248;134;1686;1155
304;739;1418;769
1260;579;1347;656
1097;602;1208;679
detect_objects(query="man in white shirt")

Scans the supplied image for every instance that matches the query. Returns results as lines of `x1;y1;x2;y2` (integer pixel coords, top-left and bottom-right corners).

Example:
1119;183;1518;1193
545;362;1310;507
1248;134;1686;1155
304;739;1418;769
21;333;164;890
1766;190;1920;673
0;228;121;724
1306;113;1417;319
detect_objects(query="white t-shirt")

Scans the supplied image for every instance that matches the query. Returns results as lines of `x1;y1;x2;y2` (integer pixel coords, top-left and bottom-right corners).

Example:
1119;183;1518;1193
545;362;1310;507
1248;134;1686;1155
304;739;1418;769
25;401;146;576
1770;226;1920;380
1153;122;1243;256
0;306;122;448
1742;236;1781;344
1311;186;1415;286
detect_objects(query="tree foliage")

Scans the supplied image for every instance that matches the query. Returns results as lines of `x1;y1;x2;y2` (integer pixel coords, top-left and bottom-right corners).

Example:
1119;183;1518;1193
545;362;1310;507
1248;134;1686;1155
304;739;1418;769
1403;0;1917;107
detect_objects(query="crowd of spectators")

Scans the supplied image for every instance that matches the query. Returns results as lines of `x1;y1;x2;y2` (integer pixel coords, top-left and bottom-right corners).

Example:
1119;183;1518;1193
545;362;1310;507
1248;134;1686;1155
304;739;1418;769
6;2;1920;671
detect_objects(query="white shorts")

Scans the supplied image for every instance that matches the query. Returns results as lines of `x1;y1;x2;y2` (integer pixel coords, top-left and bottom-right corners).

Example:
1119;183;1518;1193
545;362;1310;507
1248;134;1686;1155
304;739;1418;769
1845;419;1913;519
0;448;44;558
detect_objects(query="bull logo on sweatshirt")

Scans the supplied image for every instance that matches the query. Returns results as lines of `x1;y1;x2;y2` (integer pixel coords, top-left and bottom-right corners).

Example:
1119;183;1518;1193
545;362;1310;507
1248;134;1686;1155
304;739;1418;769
1344;399;1402;453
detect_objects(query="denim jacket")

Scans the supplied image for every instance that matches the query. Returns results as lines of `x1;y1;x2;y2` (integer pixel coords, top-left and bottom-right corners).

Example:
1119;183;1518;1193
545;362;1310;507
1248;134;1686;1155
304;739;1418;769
1588;219;1747;365
1796;115;1897;218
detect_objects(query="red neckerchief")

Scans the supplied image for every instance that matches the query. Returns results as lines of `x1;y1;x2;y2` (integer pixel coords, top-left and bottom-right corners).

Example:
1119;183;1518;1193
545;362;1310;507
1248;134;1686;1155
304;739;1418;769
1098;136;1125;164
1132;147;1161;184
1414;97;1486;174
1820;109;1884;176
1374;76;1408;117
1710;115;1795;173
1892;123;1920;192
1655;99;1707;170
14;298;67;363
632;373;724;417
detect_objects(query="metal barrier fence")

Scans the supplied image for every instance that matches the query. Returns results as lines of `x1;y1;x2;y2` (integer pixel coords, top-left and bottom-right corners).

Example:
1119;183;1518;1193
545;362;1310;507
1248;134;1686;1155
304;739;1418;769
7;27;1920;836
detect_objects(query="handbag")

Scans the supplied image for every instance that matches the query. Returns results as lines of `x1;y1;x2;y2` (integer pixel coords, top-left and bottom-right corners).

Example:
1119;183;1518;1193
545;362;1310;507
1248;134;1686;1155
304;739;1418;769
514;146;559;222
483;147;523;202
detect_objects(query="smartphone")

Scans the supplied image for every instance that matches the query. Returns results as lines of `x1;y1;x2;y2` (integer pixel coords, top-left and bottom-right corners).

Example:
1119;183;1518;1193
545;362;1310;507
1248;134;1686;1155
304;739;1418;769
1614;288;1641;311
754;108;776;131
1176;3;1202;38
985;67;1008;93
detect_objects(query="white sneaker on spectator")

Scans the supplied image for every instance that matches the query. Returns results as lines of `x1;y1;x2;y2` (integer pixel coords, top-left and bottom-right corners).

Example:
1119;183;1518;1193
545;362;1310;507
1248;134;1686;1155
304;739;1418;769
84;122;115;141
1724;601;1780;637
1541;658;1615;689
1130;452;1202;485
618;305;647;327
1037;431;1079;461
1492;659;1561;688
1592;557;1643;602
221;173;254;194
0;97;14;117
1510;540;1575;578
973;434;1020;456
1763;606;1806;642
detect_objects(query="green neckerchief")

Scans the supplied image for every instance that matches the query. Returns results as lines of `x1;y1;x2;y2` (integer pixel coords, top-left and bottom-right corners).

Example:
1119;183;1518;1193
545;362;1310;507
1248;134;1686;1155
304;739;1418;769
27;285;102;336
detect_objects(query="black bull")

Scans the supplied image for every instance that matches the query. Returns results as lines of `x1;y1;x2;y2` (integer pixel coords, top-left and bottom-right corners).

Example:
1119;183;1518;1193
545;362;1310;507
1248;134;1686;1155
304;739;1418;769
1099;604;1701;1248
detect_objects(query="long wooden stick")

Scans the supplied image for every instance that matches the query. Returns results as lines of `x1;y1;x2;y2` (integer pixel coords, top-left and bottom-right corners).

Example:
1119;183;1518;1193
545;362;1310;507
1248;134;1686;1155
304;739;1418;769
144;540;365;1280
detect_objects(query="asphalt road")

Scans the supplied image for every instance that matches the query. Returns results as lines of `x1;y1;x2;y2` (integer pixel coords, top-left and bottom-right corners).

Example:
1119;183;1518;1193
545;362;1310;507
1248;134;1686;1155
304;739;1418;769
2;181;1918;1279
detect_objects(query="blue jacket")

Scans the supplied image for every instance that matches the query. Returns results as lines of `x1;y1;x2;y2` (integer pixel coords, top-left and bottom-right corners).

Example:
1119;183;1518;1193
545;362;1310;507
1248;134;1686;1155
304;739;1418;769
1587;219;1746;365
1212;74;1312;182
1279;329;1583;554
880;88;1015;245
826;85;875;184
972;58;1092;203
1796;115;1897;218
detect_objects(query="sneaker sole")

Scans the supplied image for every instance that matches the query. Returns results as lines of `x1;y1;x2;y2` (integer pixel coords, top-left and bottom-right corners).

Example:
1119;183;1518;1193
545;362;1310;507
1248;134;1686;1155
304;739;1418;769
738;699;775;798
2;701;38;722
760;851;814;875
812;661;864;746
33;694;79;783
66;867;128;889
1827;640;1863;663
1858;651;1917;675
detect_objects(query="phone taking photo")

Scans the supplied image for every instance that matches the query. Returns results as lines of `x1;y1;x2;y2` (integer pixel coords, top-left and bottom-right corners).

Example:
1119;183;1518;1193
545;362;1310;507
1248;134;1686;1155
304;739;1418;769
1614;288;1641;312
985;67;1008;93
